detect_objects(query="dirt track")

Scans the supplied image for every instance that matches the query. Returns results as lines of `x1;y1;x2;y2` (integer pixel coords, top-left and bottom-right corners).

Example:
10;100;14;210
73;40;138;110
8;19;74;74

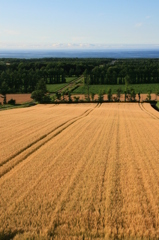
0;103;159;239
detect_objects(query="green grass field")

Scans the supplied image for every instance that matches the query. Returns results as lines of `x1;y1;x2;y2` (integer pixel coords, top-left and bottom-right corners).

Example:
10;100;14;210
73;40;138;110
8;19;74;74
156;102;159;109
46;77;76;84
65;77;77;83
46;83;67;92
46;77;78;92
72;83;159;94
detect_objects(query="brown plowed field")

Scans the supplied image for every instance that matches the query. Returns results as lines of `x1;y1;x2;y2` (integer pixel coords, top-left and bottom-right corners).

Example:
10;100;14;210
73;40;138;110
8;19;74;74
0;94;32;104
0;103;159;239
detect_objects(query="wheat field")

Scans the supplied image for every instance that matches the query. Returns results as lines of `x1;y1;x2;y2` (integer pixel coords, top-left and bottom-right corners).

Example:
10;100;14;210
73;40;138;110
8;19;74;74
0;103;159;239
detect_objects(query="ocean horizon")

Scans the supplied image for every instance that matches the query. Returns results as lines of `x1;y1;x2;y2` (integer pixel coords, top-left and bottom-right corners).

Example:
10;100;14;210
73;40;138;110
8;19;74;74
1;49;159;59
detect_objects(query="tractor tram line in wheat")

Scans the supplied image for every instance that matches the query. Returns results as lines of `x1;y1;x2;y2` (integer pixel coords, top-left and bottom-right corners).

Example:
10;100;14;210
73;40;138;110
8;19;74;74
139;102;159;120
0;103;159;239
0;105;97;179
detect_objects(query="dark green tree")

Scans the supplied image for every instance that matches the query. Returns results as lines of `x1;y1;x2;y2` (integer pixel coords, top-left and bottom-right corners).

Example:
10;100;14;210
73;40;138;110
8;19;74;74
107;88;112;102
130;88;136;101
84;69;90;101
146;90;152;101
68;91;72;102
98;90;105;103
0;82;9;104
124;75;131;87
116;88;122;101
31;79;48;103
56;92;61;100
138;92;141;102
90;92;95;101
155;89;159;100
124;90;127;102
36;79;47;93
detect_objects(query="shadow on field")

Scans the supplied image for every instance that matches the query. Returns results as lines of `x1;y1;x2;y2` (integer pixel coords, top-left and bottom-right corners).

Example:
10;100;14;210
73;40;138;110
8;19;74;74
0;230;24;240
150;101;159;112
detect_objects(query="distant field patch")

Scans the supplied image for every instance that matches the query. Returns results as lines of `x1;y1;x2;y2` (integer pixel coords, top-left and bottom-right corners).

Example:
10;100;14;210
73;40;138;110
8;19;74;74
46;83;67;92
73;83;159;94
0;94;32;105
65;77;77;83
46;77;78;92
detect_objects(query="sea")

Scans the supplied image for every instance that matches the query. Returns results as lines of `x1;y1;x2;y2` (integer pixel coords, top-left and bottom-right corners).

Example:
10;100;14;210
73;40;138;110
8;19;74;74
1;49;159;59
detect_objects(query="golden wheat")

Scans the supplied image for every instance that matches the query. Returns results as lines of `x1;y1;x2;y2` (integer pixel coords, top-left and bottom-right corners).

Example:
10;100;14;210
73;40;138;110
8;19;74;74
0;103;159;239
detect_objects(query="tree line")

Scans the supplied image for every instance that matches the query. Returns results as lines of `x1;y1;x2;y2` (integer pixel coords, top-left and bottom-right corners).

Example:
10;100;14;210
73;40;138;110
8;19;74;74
0;58;111;94
0;58;159;99
86;59;159;85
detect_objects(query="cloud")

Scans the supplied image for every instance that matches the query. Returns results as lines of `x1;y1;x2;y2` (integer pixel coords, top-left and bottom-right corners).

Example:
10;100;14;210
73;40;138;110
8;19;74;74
1;42;159;50
0;42;107;49
135;22;143;28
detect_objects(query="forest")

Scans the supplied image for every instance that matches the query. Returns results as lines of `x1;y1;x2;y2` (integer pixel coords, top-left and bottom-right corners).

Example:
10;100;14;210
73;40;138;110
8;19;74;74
0;58;159;95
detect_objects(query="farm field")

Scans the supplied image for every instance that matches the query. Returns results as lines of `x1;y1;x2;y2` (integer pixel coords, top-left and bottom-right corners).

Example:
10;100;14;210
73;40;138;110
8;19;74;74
0;103;159;239
73;83;159;95
0;94;32;105
65;77;78;83
46;83;68;92
46;77;78;92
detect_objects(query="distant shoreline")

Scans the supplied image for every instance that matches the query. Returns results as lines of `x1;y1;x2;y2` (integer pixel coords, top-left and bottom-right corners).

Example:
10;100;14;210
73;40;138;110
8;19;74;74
1;49;159;59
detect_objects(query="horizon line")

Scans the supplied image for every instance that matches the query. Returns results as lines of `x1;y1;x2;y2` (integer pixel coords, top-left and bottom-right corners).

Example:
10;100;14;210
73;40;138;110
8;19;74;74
1;48;159;51
0;43;159;51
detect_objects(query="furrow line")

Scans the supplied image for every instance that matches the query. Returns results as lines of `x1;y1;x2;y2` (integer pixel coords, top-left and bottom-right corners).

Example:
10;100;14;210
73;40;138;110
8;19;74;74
120;107;150;237
48;106;114;238
0;116;71;162
104;105;124;238
0;117;95;218
0;115;63;145
46;108;112;237
138;104;159;153
0;119;72;167
0;106;96;179
96;108;117;235
140;103;159;120
125;108;158;235
0;106;96;167
130;113;159;190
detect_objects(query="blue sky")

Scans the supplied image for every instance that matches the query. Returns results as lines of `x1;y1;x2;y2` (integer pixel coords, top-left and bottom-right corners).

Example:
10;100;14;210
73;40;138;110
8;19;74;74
0;0;159;49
